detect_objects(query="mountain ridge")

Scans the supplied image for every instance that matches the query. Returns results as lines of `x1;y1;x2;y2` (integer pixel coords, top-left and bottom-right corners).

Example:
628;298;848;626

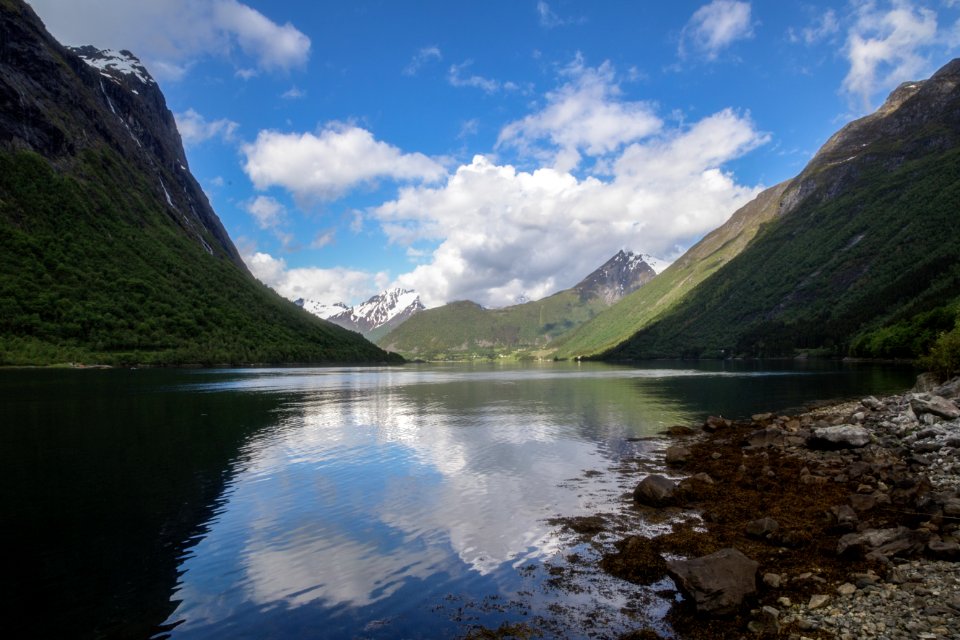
296;287;425;340
0;0;400;365
598;58;960;360
376;250;656;359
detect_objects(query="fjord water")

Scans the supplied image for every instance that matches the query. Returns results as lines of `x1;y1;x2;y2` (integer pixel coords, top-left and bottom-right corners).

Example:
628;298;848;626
2;362;914;638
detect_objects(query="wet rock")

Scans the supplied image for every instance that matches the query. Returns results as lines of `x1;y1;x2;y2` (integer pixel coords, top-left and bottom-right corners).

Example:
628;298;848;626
703;415;731;433
633;474;677;507
809;425;871;449
665;547;759;616
662;425;696;437
665;445;692;467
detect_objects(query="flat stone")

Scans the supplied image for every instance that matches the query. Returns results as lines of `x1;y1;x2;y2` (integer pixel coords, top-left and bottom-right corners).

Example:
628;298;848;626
837;583;857;596
809;425;871;449
808;594;830;610
910;394;960;420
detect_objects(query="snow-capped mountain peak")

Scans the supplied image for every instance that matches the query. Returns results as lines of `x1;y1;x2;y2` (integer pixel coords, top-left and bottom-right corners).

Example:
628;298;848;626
296;288;424;336
69;46;155;86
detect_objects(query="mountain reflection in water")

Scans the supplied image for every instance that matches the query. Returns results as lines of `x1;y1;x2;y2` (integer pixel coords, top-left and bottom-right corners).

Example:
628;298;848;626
0;362;914;639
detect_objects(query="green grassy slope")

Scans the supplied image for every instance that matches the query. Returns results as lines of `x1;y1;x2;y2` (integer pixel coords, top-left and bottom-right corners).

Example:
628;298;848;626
0;150;402;365
376;289;611;360
552;181;791;359
604;144;960;360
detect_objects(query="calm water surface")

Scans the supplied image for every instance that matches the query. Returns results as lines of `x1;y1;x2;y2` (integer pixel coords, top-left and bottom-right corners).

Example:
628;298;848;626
1;361;915;638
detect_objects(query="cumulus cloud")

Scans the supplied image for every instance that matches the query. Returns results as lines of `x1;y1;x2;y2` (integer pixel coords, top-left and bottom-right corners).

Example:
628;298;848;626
842;1;942;110
241;123;446;202
497;57;662;171
28;0;310;81
679;0;754;60
244;251;386;305
373;100;767;308
174;108;238;146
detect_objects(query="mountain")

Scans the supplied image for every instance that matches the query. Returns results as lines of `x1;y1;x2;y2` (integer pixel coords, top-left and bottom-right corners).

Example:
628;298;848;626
376;251;656;359
593;59;960;361
296;288;425;340
0;0;400;365
552;182;791;358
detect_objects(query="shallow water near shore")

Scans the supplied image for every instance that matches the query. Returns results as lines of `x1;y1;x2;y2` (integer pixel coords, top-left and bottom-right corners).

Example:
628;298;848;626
1;361;915;638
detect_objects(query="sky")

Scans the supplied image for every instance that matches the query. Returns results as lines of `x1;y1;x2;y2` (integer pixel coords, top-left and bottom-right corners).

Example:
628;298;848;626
27;0;960;309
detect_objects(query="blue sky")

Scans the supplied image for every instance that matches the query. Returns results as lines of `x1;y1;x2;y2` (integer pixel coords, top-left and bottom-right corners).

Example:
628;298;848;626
28;0;960;308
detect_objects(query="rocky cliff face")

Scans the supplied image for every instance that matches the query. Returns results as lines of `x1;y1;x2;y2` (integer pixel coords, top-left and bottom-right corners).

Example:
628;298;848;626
0;2;244;268
573;250;657;304
778;59;960;219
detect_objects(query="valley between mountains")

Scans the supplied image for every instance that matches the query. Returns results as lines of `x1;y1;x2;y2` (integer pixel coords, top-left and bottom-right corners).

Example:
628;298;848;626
2;0;960;369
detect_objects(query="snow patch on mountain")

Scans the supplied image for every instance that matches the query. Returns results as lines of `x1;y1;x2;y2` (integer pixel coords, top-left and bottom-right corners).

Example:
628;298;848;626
296;288;424;336
295;298;350;320
69;46;155;85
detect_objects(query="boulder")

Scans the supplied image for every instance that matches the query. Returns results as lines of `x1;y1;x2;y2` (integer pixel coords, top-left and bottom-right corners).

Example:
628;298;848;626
909;394;960;420
808;425;871;449
633;474;677;507
665;445;692;467
666;547;759;615
703;415;731;432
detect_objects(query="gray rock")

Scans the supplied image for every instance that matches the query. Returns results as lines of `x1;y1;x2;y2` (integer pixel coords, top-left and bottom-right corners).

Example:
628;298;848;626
666;547;759;615
831;504;859;531
633;474;677;507
745;517;780;539
809;424;871;449
910;394;960;420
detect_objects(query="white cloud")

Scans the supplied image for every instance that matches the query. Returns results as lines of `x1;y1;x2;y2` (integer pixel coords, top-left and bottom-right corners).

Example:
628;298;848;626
310;230;335;249
789;9;840;45
212;0;309;71
448;60;519;93
497;57;662;171
174;108;238;146
244;195;285;230
680;0;754;60
244;251;385;305
281;86;305;99
373;101;767;308
537;1;565;28
842;1;942;110
403;45;442;76
28;0;310;81
241;123;446;202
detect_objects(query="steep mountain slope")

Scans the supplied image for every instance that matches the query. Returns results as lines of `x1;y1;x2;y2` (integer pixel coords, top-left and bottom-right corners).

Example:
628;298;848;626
377;251;655;359
0;0;400;365
297;288;425;340
553;181;791;358
603;59;960;360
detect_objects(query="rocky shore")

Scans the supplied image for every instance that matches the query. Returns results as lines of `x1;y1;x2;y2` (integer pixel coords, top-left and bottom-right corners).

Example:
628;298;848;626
581;375;960;639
